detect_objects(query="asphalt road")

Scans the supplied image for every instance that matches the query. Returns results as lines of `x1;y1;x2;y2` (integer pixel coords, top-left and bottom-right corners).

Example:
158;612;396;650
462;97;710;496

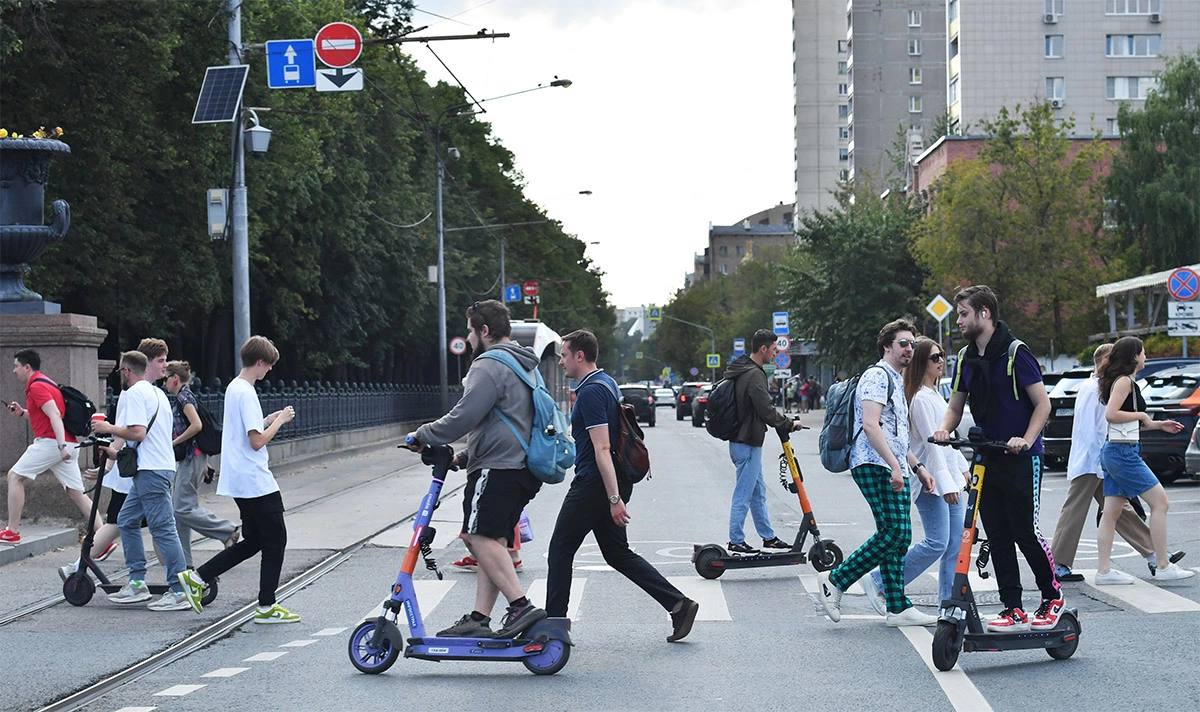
6;411;1200;711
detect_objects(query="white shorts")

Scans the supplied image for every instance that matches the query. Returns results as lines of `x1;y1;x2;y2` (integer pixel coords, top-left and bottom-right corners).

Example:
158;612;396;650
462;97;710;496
10;438;83;491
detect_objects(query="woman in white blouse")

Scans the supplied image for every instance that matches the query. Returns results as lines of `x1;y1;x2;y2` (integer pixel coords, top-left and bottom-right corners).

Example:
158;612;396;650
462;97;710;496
867;337;968;610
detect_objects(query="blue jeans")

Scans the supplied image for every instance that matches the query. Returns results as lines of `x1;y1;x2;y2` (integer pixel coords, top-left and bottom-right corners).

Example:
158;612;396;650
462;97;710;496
118;469;187;592
728;442;776;544
871;490;966;603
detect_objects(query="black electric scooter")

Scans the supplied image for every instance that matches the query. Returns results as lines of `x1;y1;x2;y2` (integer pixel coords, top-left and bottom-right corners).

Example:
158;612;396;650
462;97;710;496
62;435;218;607
928;429;1080;670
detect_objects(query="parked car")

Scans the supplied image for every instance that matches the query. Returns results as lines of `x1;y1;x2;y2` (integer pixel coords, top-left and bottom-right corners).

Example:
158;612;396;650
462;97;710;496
676;381;709;421
691;383;713;428
619;384;656;427
1043;367;1094;468
653;387;676;407
1136;364;1200;483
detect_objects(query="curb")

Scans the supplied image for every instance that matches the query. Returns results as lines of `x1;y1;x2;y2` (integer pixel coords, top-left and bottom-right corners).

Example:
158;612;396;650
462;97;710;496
0;528;76;568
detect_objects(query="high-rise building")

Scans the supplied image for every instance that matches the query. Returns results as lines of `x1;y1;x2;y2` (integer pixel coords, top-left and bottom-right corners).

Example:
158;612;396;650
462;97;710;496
793;0;847;215
947;0;1200;136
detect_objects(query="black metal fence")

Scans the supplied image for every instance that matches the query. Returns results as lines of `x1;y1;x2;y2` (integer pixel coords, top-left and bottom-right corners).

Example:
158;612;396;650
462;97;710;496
105;380;462;443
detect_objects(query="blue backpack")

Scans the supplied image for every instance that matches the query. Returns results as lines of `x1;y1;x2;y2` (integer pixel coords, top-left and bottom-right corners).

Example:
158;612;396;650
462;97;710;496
479;350;575;484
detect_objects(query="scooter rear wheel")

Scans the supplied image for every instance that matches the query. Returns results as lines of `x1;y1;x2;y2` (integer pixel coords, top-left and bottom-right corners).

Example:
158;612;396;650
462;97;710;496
809;542;844;572
200;578;218;606
63;574;95;607
348;620;400;674
694;546;725;580
522;638;571;675
932;620;962;671
1046;613;1080;660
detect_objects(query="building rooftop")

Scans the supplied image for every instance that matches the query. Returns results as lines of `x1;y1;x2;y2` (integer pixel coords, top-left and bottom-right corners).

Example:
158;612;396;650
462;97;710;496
709;222;794;237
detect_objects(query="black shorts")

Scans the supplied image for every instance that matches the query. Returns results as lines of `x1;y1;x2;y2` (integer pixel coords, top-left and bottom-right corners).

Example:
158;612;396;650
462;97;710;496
105;491;148;528
461;468;541;547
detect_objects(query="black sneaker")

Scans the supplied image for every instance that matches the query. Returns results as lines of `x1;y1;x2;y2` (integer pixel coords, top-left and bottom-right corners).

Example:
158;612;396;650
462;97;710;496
727;541;759;555
495;602;547;638
762;537;792;551
667;598;699;642
436;613;493;638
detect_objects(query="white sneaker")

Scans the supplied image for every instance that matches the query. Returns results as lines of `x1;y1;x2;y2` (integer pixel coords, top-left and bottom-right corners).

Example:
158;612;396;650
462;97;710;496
147;591;192;611
108;580;153;604
861;575;887;617
816;571;843;622
1153;563;1196;582
886;606;939;627
58;562;79;583
1094;569;1137;585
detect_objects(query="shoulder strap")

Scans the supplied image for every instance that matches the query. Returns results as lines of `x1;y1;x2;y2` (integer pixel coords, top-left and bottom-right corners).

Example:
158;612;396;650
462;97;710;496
951;346;969;391
1006;339;1033;399
32;376;59;389
477;350;537;452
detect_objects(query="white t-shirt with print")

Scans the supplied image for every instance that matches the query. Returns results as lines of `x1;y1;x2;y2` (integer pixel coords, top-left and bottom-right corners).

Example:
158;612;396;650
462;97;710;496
217;376;278;499
116;380;177;473
849;360;910;473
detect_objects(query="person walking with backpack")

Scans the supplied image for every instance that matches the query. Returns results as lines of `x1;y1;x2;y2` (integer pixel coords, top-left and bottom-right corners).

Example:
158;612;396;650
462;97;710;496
3;349;101;544
548;329;699;642
816;319;937;627
402;300;546;638
721;329;804;555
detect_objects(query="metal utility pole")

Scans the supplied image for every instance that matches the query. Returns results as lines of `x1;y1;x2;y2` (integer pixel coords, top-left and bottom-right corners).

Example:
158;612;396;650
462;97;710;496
435;127;449;410
662;314;717;382
228;0;251;367
499;237;506;303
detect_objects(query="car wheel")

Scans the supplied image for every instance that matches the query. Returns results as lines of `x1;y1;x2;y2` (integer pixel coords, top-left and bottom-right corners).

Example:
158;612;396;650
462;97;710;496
676;408;684;421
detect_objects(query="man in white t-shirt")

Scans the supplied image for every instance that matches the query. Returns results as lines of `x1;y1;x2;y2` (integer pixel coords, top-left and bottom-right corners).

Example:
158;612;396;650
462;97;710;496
179;336;299;624
92;350;190;611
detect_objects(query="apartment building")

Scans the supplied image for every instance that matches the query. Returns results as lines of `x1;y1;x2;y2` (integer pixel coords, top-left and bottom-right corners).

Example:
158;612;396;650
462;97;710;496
794;0;848;215
690;204;796;285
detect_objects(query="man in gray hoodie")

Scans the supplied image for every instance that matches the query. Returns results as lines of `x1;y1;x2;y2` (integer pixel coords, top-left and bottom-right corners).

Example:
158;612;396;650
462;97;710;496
407;300;545;638
724;329;803;555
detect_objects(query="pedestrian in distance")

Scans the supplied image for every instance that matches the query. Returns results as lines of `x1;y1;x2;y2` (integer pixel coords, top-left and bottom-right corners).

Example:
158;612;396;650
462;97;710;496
933;285;1063;633
164;360;239;567
722;329;805;555
798;378;812;414
404;300;546;638
548;329;699;642
179;336;301;622
1051;343;1180;582
863;337;968;613
92;349;191;611
808;377;822;410
816;319;938;627
1095;336;1194;583
3;349;101;545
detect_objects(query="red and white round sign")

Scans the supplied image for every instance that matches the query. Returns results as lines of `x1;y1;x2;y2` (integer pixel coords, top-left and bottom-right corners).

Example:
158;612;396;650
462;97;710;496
522;280;540;297
449;336;468;356
315;22;363;68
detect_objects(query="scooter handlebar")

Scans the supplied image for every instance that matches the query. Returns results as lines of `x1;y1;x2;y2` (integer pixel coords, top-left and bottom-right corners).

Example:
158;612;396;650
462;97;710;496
927;435;1014;453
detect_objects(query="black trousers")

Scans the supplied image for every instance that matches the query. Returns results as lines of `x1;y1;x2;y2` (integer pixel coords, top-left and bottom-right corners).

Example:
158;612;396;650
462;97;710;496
546;475;684;617
196;491;287;607
978;454;1060;610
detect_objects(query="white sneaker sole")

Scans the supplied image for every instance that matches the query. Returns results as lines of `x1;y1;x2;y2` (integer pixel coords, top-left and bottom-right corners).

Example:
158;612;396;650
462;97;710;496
109;595;153;605
254;616;301;624
148;602;193;612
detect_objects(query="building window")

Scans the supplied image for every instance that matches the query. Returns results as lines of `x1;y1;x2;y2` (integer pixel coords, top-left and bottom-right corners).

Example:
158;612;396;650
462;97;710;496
1106;35;1162;57
736;245;745;256
839;126;850;140
1045;0;1064;14
719;245;728;256
908;10;922;27
783;212;793;225
838;60;848;74
908;39;922;56
1106;118;1121;135
910;67;923;85
948;0;959;22
909;96;923;113
838;83;849;96
1106;0;1161;14
838;104;849;119
839;148;849;162
719;264;728;276
1045;34;1064;58
949;76;960;104
837;39;850;53
1103;199;1119;230
1045;77;1065;100
949;36;959;60
839;168;850;181
1107;76;1158;100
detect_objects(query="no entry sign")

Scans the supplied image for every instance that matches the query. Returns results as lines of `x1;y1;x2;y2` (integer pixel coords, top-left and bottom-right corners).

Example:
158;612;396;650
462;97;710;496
315;22;363;68
522;280;540;297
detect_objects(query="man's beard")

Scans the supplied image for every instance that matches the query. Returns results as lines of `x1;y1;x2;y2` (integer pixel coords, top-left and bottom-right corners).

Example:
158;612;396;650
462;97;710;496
962;322;981;340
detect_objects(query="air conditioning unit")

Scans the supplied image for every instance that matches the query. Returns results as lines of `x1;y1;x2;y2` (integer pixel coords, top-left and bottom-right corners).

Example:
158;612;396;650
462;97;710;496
1043;13;1058;24
1150;12;1161;23
1050;98;1065;109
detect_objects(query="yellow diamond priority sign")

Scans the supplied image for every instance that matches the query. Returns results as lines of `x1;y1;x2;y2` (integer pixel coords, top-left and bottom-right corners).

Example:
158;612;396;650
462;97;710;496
926;294;953;322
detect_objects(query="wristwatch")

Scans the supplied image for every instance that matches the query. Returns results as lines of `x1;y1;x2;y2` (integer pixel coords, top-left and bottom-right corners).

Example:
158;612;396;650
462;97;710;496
914;462;926;471
608;494;621;505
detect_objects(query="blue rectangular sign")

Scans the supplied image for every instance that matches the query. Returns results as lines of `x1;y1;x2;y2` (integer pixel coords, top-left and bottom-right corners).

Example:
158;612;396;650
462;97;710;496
733;338;745;358
504;284;521;303
266;39;316;89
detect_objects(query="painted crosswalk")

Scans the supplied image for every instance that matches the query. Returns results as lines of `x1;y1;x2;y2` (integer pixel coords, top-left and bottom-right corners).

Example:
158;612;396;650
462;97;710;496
1076;569;1200;613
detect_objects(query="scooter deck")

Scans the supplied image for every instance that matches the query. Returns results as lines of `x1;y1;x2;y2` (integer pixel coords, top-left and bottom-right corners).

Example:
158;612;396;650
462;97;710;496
404;618;572;662
707;551;807;569
963;624;1079;652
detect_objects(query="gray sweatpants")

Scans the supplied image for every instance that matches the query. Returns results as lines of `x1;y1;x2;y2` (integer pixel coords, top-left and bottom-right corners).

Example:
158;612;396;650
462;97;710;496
173;454;237;567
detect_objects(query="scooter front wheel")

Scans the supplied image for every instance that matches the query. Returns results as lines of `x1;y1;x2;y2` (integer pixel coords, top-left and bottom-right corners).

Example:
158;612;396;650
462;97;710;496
63;574;95;607
932;620;962;671
523;638;571;675
809;542;844;572
693;546;726;580
348;620;400;674
1046;613;1081;660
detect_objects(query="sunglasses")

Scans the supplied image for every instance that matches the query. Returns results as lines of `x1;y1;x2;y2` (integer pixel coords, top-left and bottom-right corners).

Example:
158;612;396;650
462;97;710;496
930;353;945;363
895;338;915;348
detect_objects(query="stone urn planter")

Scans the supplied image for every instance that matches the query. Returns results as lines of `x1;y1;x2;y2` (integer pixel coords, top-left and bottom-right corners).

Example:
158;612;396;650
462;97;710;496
0;137;71;312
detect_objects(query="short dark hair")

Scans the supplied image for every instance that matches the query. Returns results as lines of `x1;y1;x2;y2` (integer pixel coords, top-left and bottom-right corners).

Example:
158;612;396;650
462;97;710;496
240;335;280;367
121;350;148;375
14;349;40;370
953;285;999;322
750;329;775;353
137;337;168;361
562;329;599;363
467;300;512;340
877;318;918;357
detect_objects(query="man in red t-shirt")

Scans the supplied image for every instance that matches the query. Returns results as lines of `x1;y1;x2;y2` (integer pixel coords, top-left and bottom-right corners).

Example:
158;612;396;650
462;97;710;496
3;349;100;544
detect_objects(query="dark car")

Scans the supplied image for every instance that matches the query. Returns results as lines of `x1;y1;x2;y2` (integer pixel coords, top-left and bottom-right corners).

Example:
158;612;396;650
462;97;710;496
619;384;656;427
676;381;709;421
691;383;713;428
1136;365;1200;483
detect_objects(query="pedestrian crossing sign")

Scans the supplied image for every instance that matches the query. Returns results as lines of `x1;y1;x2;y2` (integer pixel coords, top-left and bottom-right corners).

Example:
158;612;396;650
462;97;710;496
706;354;720;369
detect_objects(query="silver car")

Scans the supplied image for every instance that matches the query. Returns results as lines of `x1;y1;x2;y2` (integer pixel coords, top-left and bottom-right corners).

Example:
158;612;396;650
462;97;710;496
654;387;676;407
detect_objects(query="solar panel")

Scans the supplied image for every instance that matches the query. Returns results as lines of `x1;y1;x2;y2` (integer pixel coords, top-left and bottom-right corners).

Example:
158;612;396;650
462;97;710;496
192;65;250;124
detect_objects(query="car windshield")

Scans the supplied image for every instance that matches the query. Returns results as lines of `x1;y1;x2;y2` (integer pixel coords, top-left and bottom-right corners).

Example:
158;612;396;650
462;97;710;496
621;387;650;398
1141;371;1200;403
1048;370;1093;398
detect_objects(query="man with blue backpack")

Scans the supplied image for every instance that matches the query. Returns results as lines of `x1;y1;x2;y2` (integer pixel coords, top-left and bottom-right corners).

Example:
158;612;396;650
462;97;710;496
408;300;556;639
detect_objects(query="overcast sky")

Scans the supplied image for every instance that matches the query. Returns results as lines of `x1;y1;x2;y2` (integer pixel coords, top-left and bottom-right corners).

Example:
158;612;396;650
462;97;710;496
406;0;795;309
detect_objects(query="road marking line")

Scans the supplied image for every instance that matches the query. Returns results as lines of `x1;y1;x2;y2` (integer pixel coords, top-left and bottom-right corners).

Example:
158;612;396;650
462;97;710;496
667;577;731;620
799;573;864;596
153;684;206;697
279;639;318;648
313;627;347;636
899;626;994;712
201;667;249;678
244;651;288;662
112;708;157;712
1078;569;1200;613
928;570;998;592
526;577;586;620
359;579;457;621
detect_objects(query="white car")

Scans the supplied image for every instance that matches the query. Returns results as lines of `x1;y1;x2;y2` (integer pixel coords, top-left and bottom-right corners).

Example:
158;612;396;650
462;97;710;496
653;387;676;407
938;377;976;458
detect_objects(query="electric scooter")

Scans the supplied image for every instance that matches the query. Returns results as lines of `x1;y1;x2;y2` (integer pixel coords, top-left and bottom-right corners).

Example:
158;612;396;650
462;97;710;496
62;435;218;607
347;441;573;676
928;429;1080;671
692;423;843;579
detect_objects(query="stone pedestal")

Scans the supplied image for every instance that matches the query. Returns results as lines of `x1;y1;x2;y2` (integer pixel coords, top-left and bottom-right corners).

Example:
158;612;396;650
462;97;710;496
0;313;107;523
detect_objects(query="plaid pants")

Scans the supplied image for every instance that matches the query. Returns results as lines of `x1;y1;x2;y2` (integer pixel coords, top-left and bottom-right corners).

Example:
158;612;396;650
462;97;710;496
829;464;913;614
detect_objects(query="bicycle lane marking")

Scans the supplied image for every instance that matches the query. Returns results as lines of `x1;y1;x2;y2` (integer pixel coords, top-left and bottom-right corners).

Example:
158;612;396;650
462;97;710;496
898;626;995;712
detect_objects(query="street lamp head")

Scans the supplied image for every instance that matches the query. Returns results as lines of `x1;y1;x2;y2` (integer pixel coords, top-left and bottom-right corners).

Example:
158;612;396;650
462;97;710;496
550;77;573;88
578;189;593;195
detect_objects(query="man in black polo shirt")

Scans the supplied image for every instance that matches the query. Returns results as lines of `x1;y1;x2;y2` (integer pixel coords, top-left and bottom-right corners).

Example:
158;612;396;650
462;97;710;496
546;329;699;642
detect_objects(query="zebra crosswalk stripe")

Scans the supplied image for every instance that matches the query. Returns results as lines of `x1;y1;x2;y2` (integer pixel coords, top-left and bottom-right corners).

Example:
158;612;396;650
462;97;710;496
667;577;731;621
1076;569;1200;613
525;578;586;620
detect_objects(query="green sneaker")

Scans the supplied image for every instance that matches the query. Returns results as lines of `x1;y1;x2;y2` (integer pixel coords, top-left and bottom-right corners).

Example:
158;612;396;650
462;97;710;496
177;569;205;613
254;603;301;624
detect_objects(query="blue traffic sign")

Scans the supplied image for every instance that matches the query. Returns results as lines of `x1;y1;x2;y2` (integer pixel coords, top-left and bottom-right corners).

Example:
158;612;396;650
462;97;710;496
504;284;521;303
773;311;790;336
1168;268;1200;301
266;39;316;89
733;338;745;358
774;351;792;370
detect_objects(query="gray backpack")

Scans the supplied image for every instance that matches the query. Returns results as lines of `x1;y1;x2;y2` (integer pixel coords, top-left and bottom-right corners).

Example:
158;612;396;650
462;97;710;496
817;366;894;473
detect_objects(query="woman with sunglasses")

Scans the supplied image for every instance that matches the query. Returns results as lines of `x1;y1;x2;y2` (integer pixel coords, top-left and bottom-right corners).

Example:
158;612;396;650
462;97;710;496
864;337;969;613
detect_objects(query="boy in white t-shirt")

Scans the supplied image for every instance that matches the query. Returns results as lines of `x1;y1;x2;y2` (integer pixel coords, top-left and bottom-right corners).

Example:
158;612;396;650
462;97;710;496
179;336;298;624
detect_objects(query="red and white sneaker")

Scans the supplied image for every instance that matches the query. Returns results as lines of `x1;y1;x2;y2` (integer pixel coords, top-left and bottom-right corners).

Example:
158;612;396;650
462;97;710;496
1031;597;1065;631
451;555;479;572
986;607;1030;633
94;540;118;561
0;528;21;545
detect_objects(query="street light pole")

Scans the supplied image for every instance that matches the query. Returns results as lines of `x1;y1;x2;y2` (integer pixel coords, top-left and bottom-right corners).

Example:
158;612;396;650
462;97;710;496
228;0;250;368
499;236;505;303
435;125;449;411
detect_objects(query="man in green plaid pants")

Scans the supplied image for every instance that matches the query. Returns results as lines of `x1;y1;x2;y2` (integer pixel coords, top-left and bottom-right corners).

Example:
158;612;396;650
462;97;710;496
817;319;937;627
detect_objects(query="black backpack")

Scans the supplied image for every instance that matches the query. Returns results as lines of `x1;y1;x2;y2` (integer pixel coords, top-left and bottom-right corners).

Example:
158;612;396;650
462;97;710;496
33;377;95;437
193;401;222;455
704;376;741;441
